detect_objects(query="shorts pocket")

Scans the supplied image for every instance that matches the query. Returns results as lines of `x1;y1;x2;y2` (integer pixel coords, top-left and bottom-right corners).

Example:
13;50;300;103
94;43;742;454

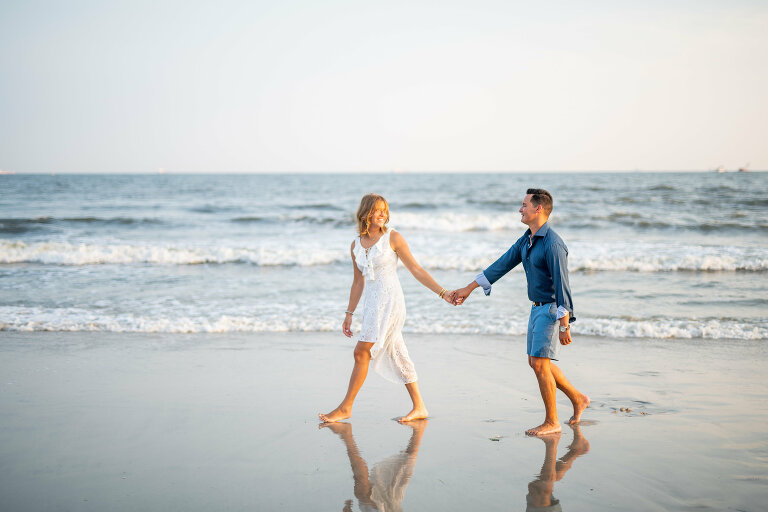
548;303;558;321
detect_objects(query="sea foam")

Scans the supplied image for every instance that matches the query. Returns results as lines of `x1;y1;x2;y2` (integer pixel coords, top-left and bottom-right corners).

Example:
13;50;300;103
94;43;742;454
2;239;767;272
1;306;765;340
0;240;343;266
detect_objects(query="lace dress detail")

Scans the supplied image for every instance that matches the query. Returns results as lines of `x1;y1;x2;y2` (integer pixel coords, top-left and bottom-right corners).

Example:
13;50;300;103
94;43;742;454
353;229;417;384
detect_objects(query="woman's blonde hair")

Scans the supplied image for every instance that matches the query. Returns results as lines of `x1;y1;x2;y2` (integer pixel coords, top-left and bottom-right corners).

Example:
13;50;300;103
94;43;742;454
356;193;389;235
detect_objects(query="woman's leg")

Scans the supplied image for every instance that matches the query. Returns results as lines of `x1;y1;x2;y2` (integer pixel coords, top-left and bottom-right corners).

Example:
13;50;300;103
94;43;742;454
319;341;374;423
398;380;429;422
319;423;374;506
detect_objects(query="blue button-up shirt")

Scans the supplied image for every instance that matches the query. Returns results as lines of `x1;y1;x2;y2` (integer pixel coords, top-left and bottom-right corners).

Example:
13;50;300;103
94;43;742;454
475;222;575;323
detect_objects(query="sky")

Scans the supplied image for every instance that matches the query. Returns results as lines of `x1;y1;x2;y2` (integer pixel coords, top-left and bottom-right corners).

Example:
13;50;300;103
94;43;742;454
1;0;766;173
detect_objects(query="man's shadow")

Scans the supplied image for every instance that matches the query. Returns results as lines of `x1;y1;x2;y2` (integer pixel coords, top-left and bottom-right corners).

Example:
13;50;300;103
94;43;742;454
320;420;427;512
526;424;590;512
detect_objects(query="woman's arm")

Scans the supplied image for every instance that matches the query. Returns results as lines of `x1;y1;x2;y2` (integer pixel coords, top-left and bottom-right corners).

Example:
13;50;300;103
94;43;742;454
390;231;450;302
343;242;365;337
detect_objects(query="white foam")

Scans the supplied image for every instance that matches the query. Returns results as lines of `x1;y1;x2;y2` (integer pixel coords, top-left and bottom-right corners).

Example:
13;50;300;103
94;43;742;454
418;241;768;272
0;240;344;266
572;317;767;340
392;212;519;232
0;306;339;333
571;240;768;272
2;238;767;272
1;306;765;340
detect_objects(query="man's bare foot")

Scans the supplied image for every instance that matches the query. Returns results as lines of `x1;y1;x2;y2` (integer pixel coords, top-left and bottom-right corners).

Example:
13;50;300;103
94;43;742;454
526;422;562;436
537;430;562;445
318;406;351;423
566;424;590;455
568;394;590;425
397;407;429;423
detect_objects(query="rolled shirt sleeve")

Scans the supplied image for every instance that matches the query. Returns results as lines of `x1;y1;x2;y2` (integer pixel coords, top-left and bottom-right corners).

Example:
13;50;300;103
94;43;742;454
475;272;492;295
545;242;575;322
477;240;524;296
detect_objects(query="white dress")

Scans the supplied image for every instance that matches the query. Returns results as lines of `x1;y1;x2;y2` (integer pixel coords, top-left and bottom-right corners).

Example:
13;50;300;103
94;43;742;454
353;228;418;384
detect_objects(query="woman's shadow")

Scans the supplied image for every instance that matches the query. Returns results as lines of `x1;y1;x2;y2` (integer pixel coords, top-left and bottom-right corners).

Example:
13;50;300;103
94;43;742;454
320;420;427;512
526;424;590;512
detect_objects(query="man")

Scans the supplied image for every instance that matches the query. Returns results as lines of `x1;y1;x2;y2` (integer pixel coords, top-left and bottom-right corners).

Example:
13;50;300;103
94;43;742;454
451;188;589;436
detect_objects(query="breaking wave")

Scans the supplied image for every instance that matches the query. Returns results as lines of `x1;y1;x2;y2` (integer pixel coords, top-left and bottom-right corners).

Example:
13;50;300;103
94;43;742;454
2;239;767;271
1;306;765;339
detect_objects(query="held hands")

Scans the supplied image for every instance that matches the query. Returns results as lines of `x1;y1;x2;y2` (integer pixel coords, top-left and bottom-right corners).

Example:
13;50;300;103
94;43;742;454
449;286;473;306
438;286;473;306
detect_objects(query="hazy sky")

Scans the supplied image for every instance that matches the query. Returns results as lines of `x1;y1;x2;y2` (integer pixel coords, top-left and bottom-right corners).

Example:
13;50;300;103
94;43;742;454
1;0;766;173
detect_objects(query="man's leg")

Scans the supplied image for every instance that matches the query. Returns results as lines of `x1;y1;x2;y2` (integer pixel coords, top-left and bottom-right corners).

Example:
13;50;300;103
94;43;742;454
526;305;562;435
527;355;561;436
526;431;561;508
549;363;590;424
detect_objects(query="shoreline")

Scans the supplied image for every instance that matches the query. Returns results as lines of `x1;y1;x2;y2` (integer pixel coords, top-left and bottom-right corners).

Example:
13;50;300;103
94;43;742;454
1;331;766;511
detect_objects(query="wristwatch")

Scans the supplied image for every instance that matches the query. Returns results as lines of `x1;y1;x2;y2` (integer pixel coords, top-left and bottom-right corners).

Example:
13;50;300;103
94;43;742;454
559;325;569;333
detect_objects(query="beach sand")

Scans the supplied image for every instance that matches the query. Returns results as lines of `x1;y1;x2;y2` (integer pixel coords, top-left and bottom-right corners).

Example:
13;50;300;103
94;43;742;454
1;331;766;511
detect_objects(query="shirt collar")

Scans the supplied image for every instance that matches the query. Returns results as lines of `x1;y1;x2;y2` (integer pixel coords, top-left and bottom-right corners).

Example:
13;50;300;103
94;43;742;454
527;222;550;239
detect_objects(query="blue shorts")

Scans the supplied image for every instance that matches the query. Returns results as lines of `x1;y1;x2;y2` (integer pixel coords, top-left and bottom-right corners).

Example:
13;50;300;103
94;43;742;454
526;303;559;360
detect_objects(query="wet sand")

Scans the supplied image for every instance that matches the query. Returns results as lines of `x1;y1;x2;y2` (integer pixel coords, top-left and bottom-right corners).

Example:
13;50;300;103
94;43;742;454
0;331;766;511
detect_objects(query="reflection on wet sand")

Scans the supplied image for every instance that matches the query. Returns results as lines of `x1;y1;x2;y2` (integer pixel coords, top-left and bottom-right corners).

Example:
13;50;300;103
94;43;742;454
526;424;590;512
321;420;426;512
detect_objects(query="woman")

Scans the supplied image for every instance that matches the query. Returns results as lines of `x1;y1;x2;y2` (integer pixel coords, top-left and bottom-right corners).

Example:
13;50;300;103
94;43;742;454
319;193;453;423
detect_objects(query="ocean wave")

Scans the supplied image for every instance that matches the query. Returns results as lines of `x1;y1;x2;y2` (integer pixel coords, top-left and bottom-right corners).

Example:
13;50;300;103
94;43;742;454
6;210;763;235
574;317;768;339
592;216;768;232
389;201;440;210
187;205;242;214
0;240;343;266
419;242;768;272
0;307;339;334
571;241;768;272
0;216;162;234
1;307;764;339
390;211;767;233
392;212;520;231
291;203;345;210
232;214;349;226
2;239;767;271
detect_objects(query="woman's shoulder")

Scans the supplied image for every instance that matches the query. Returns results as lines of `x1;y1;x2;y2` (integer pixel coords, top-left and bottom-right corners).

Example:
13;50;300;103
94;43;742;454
388;228;405;249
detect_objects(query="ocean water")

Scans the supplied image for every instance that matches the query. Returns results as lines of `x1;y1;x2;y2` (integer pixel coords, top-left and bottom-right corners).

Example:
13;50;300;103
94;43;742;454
1;172;767;340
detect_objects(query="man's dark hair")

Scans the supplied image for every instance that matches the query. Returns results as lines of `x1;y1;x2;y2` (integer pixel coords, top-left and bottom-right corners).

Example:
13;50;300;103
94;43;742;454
526;188;553;216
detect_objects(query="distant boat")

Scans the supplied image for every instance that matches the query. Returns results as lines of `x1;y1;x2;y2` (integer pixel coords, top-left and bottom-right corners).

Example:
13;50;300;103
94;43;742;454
714;166;726;173
738;163;750;173
0;169;16;175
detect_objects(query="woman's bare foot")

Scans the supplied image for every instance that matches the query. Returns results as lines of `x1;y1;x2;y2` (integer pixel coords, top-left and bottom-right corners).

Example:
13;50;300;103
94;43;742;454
318;406;351;423
568;394;590;425
319;421;352;435
526;421;562;436
397;407;429;423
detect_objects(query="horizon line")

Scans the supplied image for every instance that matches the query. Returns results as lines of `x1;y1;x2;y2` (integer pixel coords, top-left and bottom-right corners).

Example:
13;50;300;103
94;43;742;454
3;169;765;175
